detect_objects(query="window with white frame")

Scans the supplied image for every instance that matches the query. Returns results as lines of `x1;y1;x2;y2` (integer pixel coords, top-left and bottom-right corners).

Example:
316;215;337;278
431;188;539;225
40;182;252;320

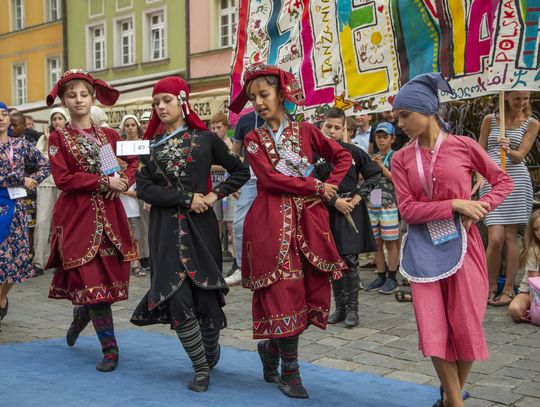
13;64;27;105
47;57;62;91
149;12;165;60
119;19;134;65
219;0;236;48
12;0;25;30
91;25;106;70
48;0;61;21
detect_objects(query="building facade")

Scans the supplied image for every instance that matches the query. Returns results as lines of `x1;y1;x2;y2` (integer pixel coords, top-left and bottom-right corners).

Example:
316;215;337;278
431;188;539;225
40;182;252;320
186;0;237;121
0;0;64;119
65;0;187;126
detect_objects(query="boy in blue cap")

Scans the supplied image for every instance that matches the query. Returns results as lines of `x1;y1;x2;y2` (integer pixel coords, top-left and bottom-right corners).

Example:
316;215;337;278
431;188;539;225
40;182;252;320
365;122;400;294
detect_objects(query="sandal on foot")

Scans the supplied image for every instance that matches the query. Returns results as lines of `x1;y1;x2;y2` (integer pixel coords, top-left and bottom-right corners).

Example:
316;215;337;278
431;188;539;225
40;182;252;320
433;385;472;406
491;290;515;307
394;287;412;302
131;267;146;277
487;289;498;305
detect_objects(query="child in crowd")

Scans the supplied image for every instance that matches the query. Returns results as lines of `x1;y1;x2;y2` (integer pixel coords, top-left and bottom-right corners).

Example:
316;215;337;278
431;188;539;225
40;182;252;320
365;122;400;295
508;210;540;322
318;108;380;328
345;116;357;143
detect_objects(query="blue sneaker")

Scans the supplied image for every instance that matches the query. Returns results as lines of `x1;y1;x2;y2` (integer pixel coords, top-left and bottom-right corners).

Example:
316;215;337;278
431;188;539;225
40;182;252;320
365;274;386;291
379;278;398;295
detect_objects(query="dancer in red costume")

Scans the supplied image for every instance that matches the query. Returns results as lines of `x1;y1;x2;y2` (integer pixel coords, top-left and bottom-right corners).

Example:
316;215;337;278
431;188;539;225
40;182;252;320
229;64;352;399
46;70;138;372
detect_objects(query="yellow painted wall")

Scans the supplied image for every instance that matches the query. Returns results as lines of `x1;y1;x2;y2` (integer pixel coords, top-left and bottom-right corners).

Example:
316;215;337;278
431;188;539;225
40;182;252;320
0;19;63;105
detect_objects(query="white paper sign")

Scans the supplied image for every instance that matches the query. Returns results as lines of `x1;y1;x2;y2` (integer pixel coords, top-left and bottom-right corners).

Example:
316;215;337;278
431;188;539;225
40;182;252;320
7;187;27;199
116;140;150;156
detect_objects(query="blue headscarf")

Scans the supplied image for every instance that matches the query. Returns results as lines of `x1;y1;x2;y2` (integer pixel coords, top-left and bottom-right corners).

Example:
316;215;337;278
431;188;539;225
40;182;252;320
393;73;452;114
0;102;11;136
393;73;453;132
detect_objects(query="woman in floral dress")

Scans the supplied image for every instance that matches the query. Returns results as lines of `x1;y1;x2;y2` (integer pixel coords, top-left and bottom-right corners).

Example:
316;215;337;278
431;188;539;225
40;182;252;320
0;101;49;324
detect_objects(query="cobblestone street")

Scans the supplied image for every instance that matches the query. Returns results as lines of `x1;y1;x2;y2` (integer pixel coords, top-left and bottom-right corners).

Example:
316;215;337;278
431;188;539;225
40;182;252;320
1;264;539;406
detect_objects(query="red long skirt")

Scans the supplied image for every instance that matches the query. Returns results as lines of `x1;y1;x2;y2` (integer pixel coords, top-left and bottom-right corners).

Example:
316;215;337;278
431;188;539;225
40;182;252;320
49;238;130;305
251;259;331;339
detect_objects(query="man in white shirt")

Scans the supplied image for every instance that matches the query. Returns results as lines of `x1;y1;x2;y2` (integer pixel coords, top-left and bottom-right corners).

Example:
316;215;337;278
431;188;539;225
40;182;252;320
351;114;372;153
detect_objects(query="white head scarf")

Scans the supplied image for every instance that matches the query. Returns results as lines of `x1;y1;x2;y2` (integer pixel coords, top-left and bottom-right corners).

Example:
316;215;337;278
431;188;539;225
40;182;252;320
120;114;141;130
49;107;70;125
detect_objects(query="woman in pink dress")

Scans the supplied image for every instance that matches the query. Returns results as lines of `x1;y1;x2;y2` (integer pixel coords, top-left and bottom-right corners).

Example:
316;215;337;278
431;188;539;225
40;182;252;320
391;73;513;406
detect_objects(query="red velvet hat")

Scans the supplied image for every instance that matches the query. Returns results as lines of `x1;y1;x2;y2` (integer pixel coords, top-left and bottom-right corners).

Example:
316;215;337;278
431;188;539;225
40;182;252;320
229;63;305;114
46;69;120;107
144;76;208;140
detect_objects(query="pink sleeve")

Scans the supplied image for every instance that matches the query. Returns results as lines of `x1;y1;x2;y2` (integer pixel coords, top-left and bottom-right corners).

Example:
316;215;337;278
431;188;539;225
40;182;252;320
468;138;514;211
391;151;454;225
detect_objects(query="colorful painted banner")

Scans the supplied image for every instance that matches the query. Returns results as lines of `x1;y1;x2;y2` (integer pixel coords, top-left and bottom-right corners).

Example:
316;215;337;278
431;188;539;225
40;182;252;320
231;0;540;122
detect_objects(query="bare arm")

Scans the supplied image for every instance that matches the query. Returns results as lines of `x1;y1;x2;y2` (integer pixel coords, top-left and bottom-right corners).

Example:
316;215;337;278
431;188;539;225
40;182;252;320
506;118;539;164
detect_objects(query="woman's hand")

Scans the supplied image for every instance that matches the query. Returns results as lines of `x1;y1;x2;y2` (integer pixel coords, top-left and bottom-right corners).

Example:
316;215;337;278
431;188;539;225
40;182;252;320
202;191;219;207
190;193;210;214
471;172;484;196
304;194;322;208
322;183;338;201
108;176;128;192
104;191;121;200
498;136;510;152
349;194;362;206
335;198;355;214
24;177;37;190
452;199;490;222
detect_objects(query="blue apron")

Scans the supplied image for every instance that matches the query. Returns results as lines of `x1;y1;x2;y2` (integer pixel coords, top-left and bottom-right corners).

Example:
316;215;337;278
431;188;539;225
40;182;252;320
0;188;16;245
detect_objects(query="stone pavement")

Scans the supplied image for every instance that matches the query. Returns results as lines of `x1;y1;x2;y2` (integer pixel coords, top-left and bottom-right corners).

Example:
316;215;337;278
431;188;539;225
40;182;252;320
1;264;540;407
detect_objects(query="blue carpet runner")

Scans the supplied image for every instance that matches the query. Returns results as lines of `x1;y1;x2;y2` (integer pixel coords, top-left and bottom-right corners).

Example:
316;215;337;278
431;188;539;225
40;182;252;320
0;329;439;406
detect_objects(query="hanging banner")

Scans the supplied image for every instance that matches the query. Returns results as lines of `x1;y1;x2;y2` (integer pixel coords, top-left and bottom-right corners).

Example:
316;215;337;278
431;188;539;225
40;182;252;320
230;0;540;122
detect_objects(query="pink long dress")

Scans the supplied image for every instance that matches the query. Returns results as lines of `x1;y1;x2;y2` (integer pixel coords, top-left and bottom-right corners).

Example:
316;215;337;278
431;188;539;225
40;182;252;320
392;134;513;361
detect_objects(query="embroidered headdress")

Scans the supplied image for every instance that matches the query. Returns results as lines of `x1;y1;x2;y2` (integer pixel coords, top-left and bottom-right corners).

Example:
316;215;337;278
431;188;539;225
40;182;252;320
228;63;305;114
144;76;208;140
46;69;120;107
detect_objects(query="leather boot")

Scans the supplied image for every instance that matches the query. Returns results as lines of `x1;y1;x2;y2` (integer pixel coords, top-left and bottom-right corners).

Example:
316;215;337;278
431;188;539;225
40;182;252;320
327;276;347;324
344;268;360;328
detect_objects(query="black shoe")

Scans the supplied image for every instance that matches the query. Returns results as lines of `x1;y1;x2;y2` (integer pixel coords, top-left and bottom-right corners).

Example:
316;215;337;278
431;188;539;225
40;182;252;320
257;340;280;383
208;344;220;369
278;379;309;399
96;355;118;372
32;266;44;277
187;376;209;392
0;298;8;320
327;308;346;324
226;260;239;277
344;309;359;328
